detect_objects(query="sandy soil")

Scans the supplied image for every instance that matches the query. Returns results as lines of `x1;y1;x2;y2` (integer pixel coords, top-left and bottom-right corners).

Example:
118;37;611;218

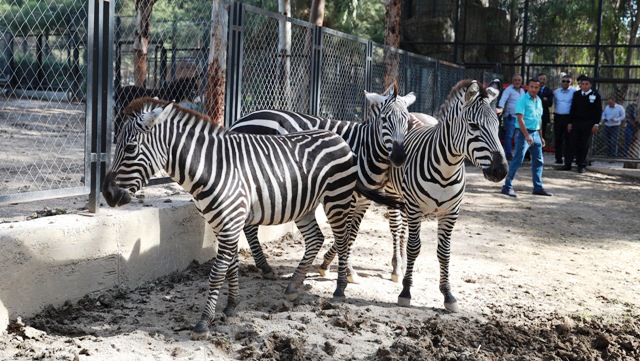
1;164;639;360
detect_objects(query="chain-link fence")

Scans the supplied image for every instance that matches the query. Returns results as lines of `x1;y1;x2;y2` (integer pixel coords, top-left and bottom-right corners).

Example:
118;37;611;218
1;1;467;208
0;0;91;206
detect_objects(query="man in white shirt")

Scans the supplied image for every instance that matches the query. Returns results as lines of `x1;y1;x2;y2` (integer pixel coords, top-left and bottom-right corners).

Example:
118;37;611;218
496;74;525;161
553;75;576;164
601;97;625;157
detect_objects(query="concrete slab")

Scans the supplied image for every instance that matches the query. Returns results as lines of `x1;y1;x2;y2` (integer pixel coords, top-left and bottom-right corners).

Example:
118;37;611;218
0;197;297;333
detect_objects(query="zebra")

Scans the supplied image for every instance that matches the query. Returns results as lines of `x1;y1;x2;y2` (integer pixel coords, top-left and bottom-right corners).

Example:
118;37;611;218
101;97;379;339
380;79;508;312
229;83;415;282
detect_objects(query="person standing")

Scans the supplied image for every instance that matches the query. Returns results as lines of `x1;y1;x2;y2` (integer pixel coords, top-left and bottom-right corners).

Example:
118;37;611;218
560;76;602;173
501;78;553;198
537;73;554;140
553;75;576;164
601;97;625;158
496;74;525;161
623;102;637;157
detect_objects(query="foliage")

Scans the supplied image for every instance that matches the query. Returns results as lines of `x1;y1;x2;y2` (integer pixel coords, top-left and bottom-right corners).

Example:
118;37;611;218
0;0;86;35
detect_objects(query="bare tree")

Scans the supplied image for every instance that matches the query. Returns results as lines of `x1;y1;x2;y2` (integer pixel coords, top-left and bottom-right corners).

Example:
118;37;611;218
383;0;401;89
133;0;156;87
309;0;325;26
278;0;292;110
205;0;228;125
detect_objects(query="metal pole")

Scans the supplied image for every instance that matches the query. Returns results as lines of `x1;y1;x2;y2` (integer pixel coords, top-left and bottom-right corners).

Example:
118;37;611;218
521;0;530;77
594;0;604;80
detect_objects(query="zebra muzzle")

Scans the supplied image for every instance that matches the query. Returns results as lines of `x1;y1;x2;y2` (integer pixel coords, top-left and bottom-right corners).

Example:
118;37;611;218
389;140;407;167
102;171;133;207
482;151;508;182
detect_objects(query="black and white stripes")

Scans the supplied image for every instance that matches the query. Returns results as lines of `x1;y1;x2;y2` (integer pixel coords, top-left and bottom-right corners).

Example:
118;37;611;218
102;97;359;339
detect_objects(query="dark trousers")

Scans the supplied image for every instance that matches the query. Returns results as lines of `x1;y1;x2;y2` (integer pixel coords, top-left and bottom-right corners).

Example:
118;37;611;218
565;125;593;168
554;114;571;162
542;114;551;141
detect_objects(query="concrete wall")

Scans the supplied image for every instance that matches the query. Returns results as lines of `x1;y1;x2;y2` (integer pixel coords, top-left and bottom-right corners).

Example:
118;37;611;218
0;198;296;333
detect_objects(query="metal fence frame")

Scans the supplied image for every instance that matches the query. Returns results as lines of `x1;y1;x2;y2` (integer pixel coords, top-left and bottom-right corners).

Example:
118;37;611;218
1;1;465;210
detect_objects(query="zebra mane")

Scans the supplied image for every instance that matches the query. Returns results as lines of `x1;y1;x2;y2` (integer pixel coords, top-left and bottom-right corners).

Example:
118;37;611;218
434;79;489;120
123;97;222;128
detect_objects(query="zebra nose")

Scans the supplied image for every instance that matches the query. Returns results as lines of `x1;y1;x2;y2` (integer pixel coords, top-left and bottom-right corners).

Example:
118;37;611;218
389;140;406;167
482;151;508;182
101;171;132;207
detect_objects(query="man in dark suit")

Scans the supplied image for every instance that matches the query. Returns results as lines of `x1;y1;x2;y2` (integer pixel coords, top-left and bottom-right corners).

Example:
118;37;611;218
537;73;554;141
559;76;602;173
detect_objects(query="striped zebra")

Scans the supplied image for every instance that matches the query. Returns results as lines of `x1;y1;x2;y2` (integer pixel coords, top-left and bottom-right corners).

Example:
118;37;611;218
229;84;415;282
101;97;370;339
382;79;508;311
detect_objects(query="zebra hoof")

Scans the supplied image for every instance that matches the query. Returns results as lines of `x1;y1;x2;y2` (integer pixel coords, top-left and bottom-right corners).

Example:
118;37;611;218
317;266;329;278
190;323;210;340
346;272;362;284
284;284;299;301
390;273;402;283
262;271;277;280
444;302;459;313
397;296;411;307
222;306;236;318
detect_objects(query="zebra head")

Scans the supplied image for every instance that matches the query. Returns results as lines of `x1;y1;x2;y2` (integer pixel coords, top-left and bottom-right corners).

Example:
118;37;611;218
102;99;174;207
365;83;416;167
448;79;508;182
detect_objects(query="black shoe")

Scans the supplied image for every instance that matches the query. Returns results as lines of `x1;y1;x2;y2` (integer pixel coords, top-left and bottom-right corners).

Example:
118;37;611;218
578;167;586;173
532;189;553;196
558;165;571;171
501;188;517;197
554;159;563;164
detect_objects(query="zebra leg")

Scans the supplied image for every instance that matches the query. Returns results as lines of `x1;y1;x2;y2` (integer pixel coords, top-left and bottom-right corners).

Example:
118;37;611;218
284;213;324;301
317;197;370;283
191;230;239;340
388;206;407;283
243;225;276;279
222;253;240;317
436;212;459;312
328;199;355;302
398;210;422;307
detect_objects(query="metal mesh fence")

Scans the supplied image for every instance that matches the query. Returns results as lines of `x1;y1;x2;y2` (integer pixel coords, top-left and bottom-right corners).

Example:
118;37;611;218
239;8;313;116
319;29;367;121
0;0;88;203
1;1;468;206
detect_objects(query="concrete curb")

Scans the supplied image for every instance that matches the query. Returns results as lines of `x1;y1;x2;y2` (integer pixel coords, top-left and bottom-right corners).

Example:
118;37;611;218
0;198;296;333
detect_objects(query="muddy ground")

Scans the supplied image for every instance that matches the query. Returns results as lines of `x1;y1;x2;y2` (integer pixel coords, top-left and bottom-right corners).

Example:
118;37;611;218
1;164;639;360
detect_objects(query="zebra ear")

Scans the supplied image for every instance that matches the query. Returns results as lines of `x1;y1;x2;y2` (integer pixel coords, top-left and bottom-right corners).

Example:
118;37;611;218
141;103;174;130
486;79;501;102
365;90;388;109
400;92;417;107
464;81;481;105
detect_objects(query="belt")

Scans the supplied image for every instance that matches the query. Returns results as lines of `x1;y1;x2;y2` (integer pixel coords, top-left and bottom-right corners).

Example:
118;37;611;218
526;129;538;133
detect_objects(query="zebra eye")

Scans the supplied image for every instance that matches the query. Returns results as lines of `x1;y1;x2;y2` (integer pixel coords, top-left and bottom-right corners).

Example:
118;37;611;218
469;123;480;131
125;144;137;153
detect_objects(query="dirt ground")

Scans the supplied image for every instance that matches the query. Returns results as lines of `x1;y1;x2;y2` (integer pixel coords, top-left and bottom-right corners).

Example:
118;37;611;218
1;164;639;360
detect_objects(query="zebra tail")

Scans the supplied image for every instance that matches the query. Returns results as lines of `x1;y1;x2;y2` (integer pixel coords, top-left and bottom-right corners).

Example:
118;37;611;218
355;181;405;210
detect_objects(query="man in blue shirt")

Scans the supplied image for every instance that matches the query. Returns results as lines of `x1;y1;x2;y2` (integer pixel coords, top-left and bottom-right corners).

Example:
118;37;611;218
501;78;553;197
553;75;576;164
496;74;525;161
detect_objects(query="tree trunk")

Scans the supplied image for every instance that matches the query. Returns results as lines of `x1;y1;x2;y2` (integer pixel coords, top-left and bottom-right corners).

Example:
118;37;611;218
622;1;639;169
205;0;228;125
278;0;292;110
309;0;325;26
383;0;401;89
133;0;156;88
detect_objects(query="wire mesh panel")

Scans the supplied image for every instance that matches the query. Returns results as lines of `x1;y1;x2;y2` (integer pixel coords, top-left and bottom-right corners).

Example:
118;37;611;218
320;29;367;121
371;44;408;96
405;53;438;115
0;0;89;203
239;7;313;117
436;62;465;111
